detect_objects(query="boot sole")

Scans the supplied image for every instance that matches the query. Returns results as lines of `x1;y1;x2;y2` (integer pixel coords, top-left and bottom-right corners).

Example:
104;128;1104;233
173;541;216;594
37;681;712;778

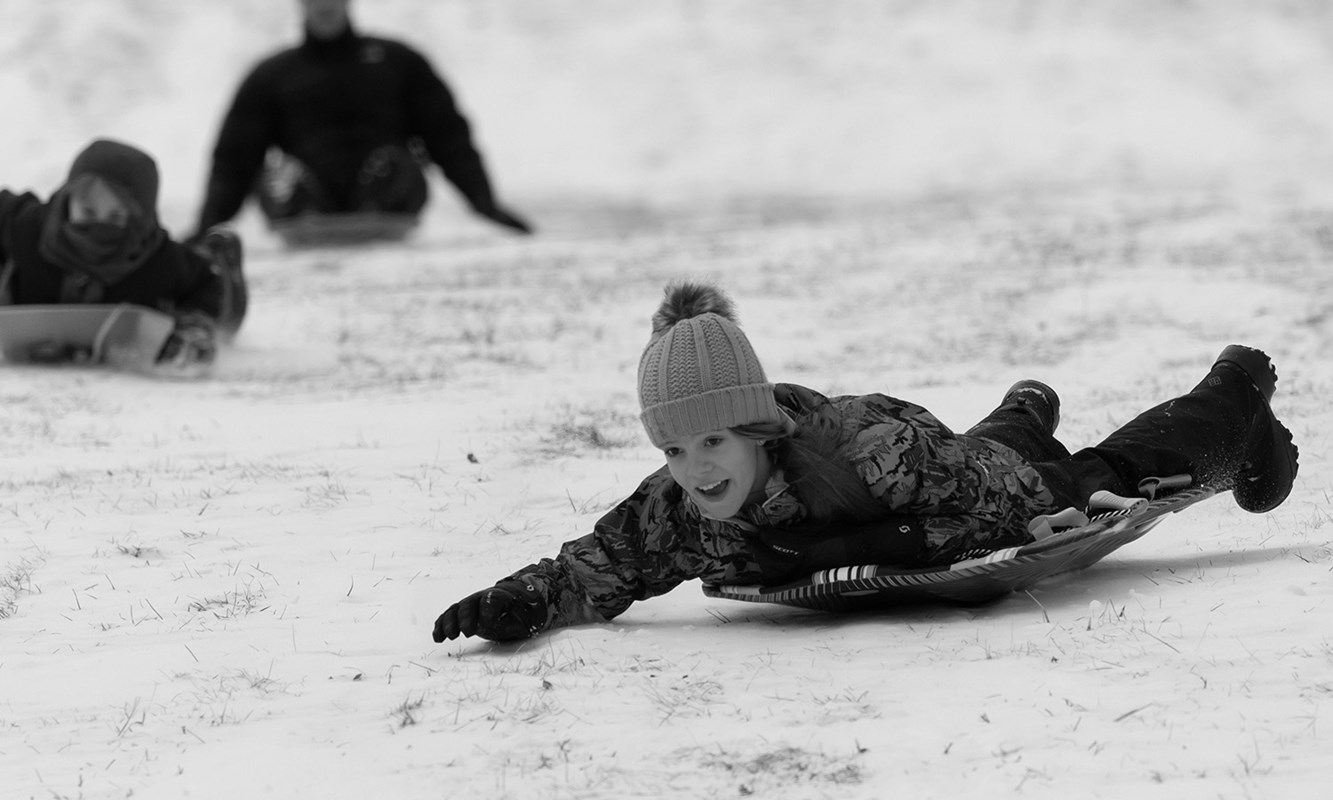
1232;406;1299;513
1215;344;1277;402
1211;345;1295;511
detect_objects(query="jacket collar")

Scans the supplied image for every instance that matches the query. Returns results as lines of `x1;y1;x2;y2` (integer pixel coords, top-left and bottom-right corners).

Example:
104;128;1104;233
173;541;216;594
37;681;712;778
301;24;359;57
732;470;805;530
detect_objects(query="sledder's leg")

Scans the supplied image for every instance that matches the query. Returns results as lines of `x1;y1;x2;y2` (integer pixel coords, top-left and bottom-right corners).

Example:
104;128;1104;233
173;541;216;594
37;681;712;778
1034;346;1298;513
256;152;335;220
350;146;427;214
965;379;1071;462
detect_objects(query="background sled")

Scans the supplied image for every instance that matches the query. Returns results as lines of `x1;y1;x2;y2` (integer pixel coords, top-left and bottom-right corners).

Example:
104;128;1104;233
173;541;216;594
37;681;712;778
0;303;175;372
703;483;1222;612
270;212;420;248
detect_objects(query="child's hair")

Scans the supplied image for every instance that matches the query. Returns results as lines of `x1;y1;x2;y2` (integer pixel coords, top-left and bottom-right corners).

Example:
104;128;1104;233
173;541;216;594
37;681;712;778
732;420;883;525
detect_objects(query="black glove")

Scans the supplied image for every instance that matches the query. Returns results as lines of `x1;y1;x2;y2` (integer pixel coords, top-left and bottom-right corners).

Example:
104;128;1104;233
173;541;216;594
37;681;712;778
432;580;548;643
157;314;217;368
747;516;928;584
474;204;533;235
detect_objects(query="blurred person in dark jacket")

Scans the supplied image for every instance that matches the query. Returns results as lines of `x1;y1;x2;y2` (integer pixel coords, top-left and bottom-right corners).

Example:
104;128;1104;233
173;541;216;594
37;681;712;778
193;0;530;239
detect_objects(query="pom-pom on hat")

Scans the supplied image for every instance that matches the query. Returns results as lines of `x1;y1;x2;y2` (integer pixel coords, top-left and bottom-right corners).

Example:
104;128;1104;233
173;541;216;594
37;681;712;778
637;282;790;447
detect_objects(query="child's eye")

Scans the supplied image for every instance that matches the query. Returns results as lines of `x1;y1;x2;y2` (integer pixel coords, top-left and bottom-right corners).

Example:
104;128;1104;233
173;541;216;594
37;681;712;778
663;447;682;458
703;436;723;447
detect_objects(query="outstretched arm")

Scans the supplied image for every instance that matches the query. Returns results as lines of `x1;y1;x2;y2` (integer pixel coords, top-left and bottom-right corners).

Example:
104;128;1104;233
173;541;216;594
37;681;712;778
149;242;227;369
403;48;532;234
433;468;726;643
0;190;38;302
195;70;278;235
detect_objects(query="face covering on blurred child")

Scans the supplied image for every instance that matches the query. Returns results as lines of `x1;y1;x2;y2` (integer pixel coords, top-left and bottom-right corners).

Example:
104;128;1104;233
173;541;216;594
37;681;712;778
38;140;166;290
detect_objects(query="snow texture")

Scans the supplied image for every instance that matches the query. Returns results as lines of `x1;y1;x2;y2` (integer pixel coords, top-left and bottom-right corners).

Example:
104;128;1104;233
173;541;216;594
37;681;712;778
2;2;1331;799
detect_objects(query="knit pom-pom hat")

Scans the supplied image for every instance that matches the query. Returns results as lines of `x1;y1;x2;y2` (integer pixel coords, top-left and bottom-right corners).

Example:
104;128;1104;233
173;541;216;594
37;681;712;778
637;282;790;448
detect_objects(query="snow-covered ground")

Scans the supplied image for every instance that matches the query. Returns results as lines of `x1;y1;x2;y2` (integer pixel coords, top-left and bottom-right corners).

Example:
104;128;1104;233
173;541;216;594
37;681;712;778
2;2;1331;798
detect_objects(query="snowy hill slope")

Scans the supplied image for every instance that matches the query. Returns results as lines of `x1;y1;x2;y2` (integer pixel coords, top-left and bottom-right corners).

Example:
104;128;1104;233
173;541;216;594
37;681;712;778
2;0;1331;233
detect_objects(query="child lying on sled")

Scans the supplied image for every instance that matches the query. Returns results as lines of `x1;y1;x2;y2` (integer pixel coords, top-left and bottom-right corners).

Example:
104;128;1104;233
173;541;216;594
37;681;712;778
0;138;247;370
432;282;1299;643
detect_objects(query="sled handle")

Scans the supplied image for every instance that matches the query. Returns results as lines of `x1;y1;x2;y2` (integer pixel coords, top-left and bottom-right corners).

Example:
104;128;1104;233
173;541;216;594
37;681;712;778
1137;474;1193;500
90;303;131;363
1088;490;1148;516
1027;507;1090;540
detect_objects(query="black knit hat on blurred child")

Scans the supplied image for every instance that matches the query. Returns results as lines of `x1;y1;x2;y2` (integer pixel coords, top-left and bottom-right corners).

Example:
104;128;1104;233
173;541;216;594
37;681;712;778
66;138;160;221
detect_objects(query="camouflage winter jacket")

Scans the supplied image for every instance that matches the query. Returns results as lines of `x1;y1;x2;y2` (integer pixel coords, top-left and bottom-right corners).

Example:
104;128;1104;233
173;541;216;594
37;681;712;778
505;383;1056;633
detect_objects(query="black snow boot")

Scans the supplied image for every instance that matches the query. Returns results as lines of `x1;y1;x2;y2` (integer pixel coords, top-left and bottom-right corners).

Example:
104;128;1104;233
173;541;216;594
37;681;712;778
1195;345;1298;512
1032;345;1298;513
965;379;1069;462
1002;379;1061;435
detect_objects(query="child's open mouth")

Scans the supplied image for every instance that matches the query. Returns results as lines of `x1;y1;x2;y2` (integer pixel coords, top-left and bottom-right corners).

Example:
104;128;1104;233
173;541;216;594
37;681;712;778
696;479;729;499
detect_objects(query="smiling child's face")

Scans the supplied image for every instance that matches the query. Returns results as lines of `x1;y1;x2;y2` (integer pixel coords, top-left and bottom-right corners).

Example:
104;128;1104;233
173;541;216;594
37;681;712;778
662;429;770;520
